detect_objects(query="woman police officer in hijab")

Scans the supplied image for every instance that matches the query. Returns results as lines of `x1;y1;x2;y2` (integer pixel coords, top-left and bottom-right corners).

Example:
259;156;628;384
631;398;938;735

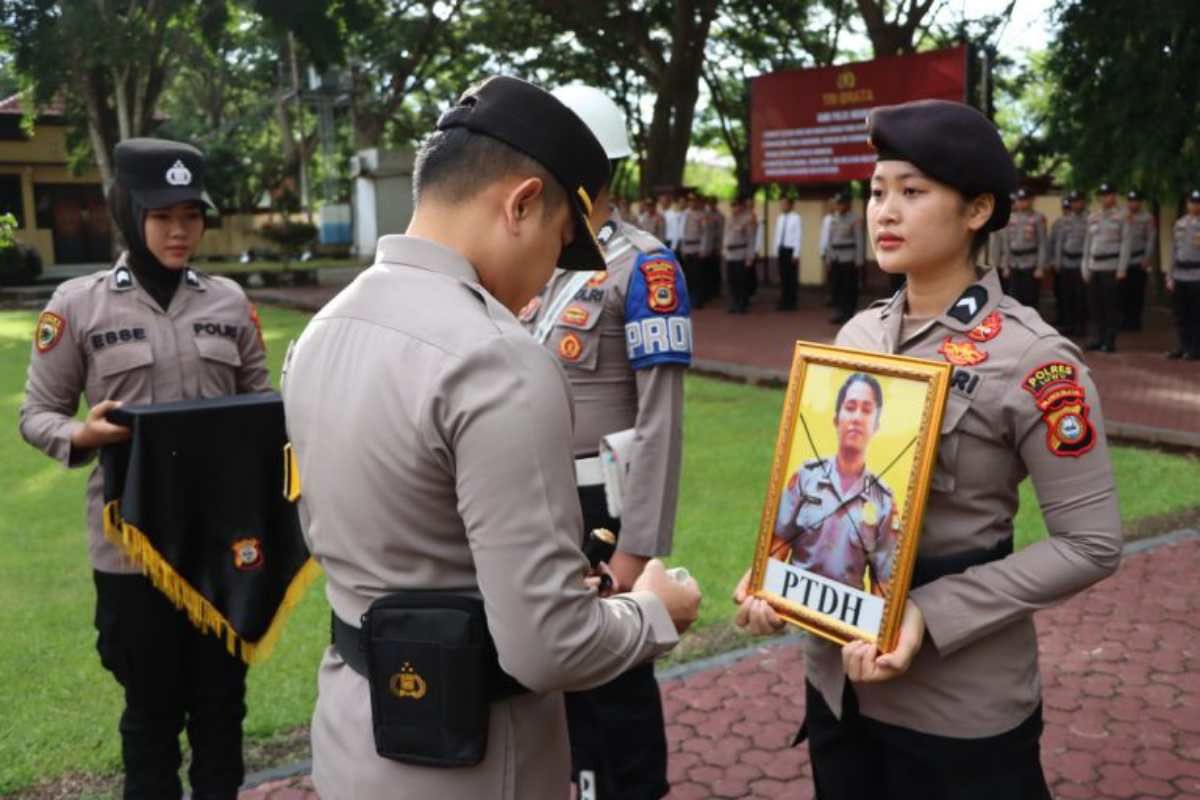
20;138;270;798
734;100;1121;799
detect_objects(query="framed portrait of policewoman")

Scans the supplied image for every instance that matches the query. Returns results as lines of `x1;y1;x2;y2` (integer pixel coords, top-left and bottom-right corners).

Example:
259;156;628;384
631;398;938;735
748;342;951;652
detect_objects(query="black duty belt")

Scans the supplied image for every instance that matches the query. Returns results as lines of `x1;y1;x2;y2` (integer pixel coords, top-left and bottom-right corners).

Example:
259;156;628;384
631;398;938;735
331;611;530;703
831;243;856;249
1063;250;1083;258
910;537;1013;589
1129;251;1145;260
1093;253;1118;261
1178;260;1200;269
1009;247;1037;256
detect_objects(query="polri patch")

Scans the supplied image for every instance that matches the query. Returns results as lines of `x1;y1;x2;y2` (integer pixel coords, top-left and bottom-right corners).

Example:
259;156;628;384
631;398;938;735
640;259;679;314
1022;361;1096;457
938;337;988;366
35;311;65;354
949;367;983;399
558;332;583;362
967;311;1003;343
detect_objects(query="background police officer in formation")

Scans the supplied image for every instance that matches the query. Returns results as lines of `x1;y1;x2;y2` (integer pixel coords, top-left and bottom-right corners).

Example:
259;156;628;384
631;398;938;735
1121;189;1156;332
1082;183;1130;352
1167;189;1200;360
1000;187;1047;312
820;191;865;324
637;196;667;242
520;84;691;800
724;195;757;313
281;76;701;800
1051;190;1089;335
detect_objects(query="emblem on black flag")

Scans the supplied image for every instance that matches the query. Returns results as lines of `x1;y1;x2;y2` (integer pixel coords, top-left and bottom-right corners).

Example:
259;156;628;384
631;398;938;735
232;537;264;570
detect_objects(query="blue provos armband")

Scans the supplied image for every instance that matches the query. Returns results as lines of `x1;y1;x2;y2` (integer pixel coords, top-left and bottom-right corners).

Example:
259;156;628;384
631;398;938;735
624;250;692;369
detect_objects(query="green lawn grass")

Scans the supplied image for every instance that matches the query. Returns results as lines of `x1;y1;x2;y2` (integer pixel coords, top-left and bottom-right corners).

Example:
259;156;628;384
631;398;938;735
1;306;1197;792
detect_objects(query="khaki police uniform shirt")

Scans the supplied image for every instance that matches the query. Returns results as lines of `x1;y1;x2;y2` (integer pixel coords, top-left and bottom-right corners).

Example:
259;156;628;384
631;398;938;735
281;235;678;800
822;210;865;267
1171;214;1200;282
19;257;270;573
1052;211;1089;270
776;459;897;589
638;210;667;243
725;211;756;262
804;268;1122;738
1083;207;1131;277
1126;209;1157;268
700;209;724;258
521;220;688;557
1001;209;1047;271
681;209;704;256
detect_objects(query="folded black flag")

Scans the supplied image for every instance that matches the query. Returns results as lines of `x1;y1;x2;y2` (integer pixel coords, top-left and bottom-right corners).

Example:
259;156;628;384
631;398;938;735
102;392;318;664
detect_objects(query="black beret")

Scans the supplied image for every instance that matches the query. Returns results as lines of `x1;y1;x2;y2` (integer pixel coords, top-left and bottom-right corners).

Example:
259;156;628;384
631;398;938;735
1127;189;1144;201
1015;187;1032;200
1098;182;1116;195
1066;189;1083;202
867;100;1017;233
1061;196;1071;209
1189;189;1200;203
834;191;851;204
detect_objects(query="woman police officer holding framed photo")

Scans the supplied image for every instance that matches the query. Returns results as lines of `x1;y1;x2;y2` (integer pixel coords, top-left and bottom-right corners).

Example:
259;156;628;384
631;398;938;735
19;138;270;799
734;100;1121;799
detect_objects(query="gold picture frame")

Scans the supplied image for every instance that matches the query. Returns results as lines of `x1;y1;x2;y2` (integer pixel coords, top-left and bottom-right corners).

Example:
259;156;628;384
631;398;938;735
748;341;951;653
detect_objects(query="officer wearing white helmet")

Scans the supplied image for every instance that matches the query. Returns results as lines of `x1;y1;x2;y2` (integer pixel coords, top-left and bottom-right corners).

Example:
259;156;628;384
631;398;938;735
520;84;692;800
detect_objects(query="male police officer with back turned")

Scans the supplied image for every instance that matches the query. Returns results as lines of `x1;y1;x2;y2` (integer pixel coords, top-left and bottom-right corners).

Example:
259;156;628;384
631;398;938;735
520;84;691;800
280;76;701;800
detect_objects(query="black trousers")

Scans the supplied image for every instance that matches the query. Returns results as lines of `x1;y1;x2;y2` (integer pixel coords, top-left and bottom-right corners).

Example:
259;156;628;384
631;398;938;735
1058;269;1087;335
682;254;704;308
830;260;859;319
726;257;750;312
1088;270;1121;345
704;254;722;300
566;485;669;799
1007;268;1039;312
1175;280;1200;355
777;246;798;309
802;681;1051;800
94;571;247;800
1122;265;1147;330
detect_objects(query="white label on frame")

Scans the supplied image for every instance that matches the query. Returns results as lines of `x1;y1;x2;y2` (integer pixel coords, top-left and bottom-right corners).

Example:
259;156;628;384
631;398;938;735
764;558;884;635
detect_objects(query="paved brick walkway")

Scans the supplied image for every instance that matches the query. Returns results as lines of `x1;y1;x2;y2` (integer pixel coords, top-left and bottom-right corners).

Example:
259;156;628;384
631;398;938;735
239;534;1200;799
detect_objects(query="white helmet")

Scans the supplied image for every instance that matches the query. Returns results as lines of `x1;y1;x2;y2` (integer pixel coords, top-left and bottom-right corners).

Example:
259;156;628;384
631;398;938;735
551;84;634;160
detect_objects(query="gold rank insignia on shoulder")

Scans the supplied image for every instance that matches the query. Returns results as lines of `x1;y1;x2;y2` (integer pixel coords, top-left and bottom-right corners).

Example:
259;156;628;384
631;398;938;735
390;662;428;700
862;501;878;526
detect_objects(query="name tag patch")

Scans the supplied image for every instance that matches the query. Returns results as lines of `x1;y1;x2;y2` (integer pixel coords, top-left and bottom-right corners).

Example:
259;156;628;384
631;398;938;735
194;322;241;340
91;327;147;350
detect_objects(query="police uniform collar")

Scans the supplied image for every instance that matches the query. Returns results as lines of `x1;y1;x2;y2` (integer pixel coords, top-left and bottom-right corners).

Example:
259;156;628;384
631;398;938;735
375;234;479;285
936;269;1002;332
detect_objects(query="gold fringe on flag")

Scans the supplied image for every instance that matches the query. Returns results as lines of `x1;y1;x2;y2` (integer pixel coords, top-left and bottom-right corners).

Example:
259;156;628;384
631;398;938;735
103;500;321;665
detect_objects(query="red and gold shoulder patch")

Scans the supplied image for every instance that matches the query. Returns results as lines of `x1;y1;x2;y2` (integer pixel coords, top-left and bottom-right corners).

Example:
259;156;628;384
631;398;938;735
1022;361;1096;457
938;337;988;366
967;311;1003;343
558;332;583;362
35;311;65;354
231;537;264;571
560;304;589;326
518;295;541;323
640;259;679;314
248;303;265;350
586;271;608;288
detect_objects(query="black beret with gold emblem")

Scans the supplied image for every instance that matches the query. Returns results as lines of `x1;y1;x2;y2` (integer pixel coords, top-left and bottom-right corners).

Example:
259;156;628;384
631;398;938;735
867;100;1017;232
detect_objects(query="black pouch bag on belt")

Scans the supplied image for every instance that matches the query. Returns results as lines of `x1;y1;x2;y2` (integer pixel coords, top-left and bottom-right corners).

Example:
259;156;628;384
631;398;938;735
362;591;494;767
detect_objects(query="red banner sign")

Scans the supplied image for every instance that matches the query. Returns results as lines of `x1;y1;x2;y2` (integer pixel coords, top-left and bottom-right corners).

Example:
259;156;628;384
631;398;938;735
750;46;968;185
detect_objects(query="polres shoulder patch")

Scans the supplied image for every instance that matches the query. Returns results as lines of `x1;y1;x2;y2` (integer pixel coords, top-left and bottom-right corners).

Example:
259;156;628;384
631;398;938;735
1022;361;1096;457
625;250;691;370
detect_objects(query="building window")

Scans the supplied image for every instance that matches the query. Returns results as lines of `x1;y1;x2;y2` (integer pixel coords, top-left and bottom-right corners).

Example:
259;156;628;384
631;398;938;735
0;174;23;227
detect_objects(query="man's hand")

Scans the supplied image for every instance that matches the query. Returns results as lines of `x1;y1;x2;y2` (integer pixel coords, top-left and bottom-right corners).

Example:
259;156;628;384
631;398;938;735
70;400;131;451
1117;271;1127;281
732;569;786;637
1166;275;1175;292
1034;268;1044;280
841;599;925;683
633;559;701;635
608;551;649;592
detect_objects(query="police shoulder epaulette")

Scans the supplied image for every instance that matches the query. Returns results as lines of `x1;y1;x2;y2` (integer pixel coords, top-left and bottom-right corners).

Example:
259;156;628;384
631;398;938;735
866;472;893;496
997;296;1057;340
803;457;828;470
623;225;666;255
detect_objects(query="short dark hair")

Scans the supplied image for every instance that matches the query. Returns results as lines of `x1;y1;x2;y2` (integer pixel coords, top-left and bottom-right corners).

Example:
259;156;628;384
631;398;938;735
412;127;566;216
835;372;883;425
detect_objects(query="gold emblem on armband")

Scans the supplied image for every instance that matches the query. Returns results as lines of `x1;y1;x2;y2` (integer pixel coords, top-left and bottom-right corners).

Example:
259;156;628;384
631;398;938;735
389;663;428;700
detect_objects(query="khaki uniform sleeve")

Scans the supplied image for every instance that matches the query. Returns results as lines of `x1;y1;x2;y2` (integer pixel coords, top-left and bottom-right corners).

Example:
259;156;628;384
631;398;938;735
18;289;91;467
618;363;686;557
430;334;678;693
1117;218;1132;276
1145;217;1157;264
1036;214;1048;268
236;299;272;393
910;337;1122;656
1082;225;1093;280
